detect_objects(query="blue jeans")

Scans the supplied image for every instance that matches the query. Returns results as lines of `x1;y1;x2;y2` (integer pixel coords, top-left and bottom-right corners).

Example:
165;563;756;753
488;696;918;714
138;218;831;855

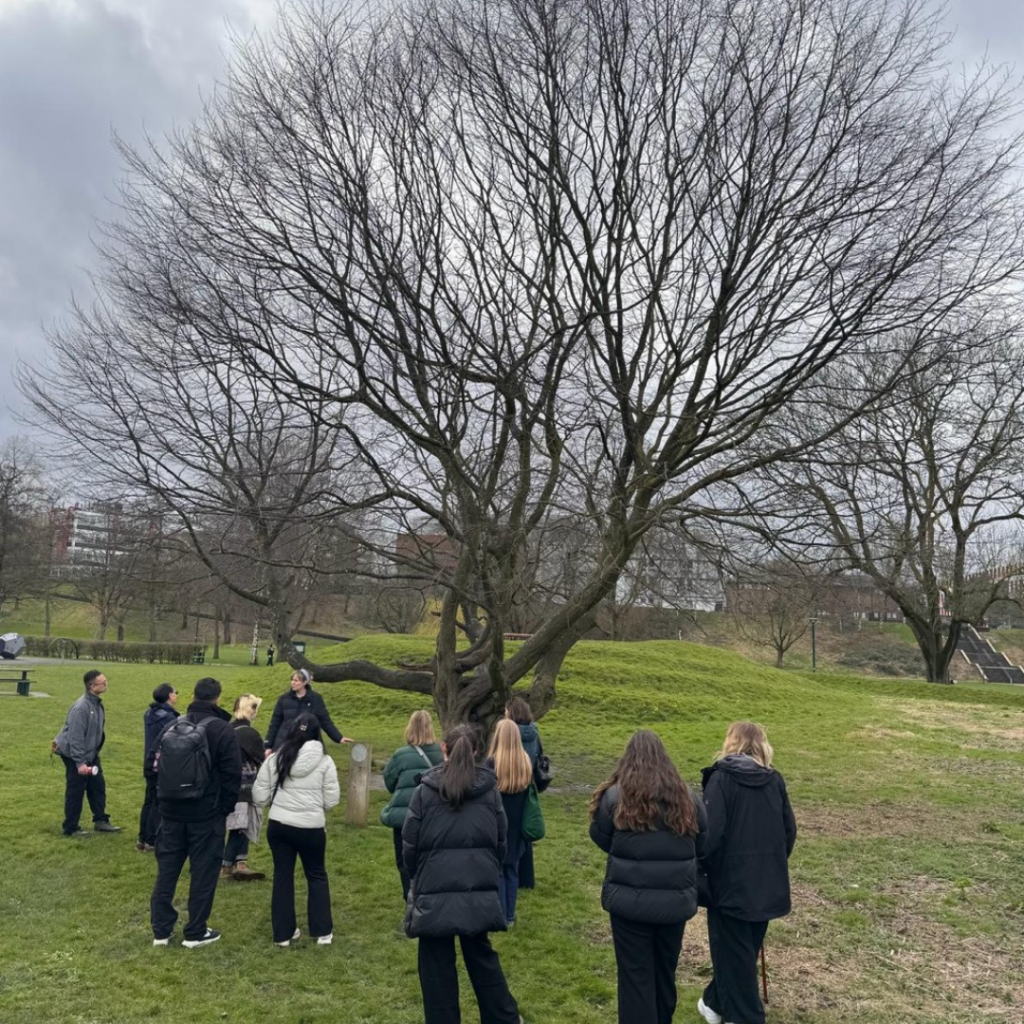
223;829;250;865
498;863;519;925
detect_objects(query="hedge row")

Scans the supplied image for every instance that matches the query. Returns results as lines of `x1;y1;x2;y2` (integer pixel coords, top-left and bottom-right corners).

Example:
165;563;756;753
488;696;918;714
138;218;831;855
22;636;207;664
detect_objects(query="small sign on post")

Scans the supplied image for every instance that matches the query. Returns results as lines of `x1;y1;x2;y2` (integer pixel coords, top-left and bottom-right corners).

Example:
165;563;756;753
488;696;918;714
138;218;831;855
346;742;372;827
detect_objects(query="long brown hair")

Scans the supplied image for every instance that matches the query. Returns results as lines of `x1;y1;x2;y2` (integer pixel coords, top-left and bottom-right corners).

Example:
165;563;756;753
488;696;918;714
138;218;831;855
439;724;483;808
488;719;532;794
589;730;699;835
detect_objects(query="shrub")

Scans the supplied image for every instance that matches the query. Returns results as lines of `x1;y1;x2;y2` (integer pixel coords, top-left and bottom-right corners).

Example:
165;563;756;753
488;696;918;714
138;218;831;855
19;636;205;664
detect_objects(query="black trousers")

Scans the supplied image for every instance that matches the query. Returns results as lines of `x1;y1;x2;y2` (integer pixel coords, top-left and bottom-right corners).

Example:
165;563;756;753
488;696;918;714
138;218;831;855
609;914;686;1024
418;932;519;1024
518;841;535;890
138;772;160;845
703;910;770;1024
267;820;333;942
393;826;411;901
61;754;109;834
150;815;225;940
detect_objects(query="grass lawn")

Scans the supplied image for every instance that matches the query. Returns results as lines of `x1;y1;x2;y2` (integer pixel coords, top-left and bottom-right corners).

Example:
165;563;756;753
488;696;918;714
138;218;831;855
1;638;1023;1023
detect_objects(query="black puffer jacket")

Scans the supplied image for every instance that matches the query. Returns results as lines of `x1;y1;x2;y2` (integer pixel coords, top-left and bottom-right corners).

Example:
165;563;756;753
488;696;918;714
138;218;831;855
589;784;707;925
232;718;265;805
265;686;342;749
402;764;507;938
701;754;797;921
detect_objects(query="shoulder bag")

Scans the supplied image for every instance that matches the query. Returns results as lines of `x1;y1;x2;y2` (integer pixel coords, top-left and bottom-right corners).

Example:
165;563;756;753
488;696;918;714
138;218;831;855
521;782;546;842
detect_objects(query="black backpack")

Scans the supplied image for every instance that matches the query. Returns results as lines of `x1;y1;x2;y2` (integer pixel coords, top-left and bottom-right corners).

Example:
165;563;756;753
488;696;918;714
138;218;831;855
155;716;213;801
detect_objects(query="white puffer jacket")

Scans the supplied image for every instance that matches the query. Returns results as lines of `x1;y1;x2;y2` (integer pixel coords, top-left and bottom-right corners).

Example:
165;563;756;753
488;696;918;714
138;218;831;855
253;741;340;828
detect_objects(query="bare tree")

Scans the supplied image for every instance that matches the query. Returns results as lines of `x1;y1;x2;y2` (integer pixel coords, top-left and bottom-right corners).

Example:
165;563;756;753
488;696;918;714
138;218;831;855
726;561;825;668
63;503;160;640
372;586;429;635
758;330;1024;682
24;0;1024;724
0;437;49;614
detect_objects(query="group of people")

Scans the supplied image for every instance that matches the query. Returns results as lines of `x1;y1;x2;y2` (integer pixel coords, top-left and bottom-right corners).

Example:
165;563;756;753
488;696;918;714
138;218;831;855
54;666;350;948
386;711;794;1024
54;666;796;1024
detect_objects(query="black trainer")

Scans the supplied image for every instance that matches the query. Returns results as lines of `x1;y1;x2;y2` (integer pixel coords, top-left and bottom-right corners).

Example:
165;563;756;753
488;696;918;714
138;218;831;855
182;929;221;948
93;821;122;833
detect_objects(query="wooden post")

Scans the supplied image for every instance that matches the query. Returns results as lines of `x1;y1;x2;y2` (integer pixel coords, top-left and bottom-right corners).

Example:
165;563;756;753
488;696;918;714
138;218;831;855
346;742;372;827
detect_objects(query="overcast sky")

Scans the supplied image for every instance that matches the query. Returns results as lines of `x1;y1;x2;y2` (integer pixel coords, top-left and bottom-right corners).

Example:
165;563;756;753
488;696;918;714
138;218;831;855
0;0;1021;435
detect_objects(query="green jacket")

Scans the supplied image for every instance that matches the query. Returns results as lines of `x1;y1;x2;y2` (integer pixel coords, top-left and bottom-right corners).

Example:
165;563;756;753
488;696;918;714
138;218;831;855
380;742;443;828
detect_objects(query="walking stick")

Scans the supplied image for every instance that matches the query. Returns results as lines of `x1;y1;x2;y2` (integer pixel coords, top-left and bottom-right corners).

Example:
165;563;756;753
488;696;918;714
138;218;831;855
760;944;769;1004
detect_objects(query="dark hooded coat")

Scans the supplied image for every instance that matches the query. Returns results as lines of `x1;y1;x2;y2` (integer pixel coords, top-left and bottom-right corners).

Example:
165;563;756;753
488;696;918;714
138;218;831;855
701;754;797;921
401;764;508;938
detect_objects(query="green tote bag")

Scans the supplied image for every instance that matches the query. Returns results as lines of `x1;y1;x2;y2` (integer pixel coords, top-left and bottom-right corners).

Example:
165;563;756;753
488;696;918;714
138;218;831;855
521;783;546;842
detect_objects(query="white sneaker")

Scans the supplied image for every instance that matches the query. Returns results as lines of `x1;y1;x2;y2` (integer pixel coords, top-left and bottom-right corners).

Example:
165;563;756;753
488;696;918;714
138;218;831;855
275;928;301;947
152;937;170;947
181;928;220;948
697;997;723;1024
316;933;333;945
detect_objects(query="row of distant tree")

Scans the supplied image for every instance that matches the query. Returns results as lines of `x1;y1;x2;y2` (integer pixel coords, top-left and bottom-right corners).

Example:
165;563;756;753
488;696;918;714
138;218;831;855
10;0;1024;723
0;439;734;650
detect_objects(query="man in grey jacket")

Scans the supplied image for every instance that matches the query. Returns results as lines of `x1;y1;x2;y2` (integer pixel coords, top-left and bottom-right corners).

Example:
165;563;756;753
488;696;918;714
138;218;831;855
54;669;121;837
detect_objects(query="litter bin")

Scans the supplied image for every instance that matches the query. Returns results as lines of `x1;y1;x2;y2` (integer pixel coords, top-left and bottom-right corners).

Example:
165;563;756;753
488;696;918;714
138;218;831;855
292;640;307;656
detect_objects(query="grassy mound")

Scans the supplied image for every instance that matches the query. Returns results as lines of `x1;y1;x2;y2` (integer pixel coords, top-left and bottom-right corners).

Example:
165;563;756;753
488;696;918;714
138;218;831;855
1;640;1023;1023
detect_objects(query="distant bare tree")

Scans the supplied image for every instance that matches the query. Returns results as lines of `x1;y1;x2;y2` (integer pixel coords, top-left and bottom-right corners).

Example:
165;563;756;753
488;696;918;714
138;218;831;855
726;562;825;668
64;504;157;640
24;0;1024;725
372;586;428;635
759;330;1024;682
0;438;49;614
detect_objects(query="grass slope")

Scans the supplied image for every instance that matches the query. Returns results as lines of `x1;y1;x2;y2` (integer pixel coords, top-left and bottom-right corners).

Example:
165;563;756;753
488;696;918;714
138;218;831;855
1;639;1023;1023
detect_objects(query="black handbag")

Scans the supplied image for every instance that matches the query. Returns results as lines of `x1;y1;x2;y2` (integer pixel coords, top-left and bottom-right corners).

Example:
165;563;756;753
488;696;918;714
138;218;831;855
238;761;259;802
533;752;552;793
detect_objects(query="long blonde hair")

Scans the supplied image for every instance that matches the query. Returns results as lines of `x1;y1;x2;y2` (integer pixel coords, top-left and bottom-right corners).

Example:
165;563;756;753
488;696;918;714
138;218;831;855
488;719;533;794
405;709;436;746
717;721;774;768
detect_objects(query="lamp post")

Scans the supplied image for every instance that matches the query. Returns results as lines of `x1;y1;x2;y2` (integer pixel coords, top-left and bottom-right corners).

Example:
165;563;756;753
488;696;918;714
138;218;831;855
809;617;818;672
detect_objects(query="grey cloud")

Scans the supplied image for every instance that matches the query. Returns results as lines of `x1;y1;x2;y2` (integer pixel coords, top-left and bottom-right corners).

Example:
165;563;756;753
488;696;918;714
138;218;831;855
0;0;1019;436
0;0;268;431
946;0;1024;70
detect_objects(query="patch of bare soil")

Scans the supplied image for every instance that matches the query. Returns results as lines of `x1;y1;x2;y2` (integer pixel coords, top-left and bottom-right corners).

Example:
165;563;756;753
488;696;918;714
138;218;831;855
796;801;1007;840
846;726;919;742
878;877;1024;1023
677;888;888;1022
682;871;1024;1022
886;700;1024;752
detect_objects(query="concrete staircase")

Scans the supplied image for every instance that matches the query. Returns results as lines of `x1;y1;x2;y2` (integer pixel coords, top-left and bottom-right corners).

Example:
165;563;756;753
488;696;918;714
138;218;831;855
956;627;1024;684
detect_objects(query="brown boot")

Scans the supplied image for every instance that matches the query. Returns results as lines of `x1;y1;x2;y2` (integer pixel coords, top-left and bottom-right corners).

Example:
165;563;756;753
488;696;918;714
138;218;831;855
220;865;235;880
232;861;265;881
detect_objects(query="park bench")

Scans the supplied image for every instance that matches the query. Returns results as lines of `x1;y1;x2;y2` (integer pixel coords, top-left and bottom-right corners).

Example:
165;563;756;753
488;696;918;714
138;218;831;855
0;667;32;696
